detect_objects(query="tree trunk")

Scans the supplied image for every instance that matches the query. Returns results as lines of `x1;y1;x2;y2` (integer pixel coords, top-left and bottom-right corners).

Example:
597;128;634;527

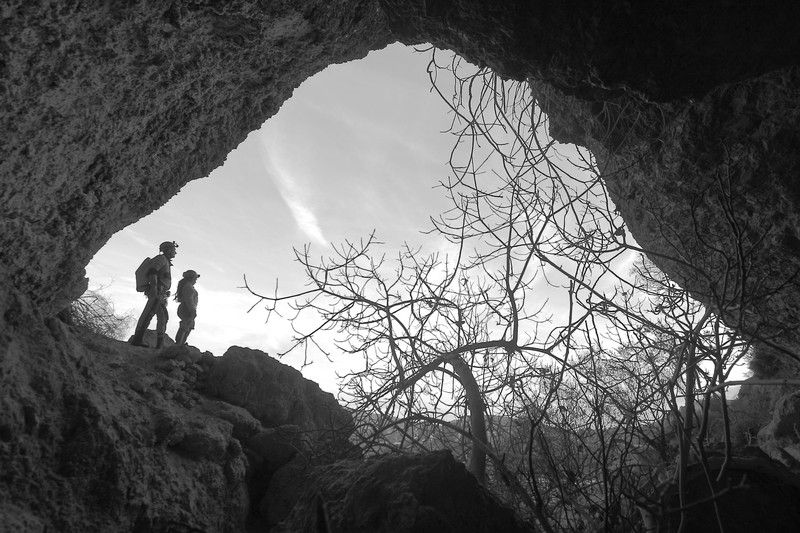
451;356;488;485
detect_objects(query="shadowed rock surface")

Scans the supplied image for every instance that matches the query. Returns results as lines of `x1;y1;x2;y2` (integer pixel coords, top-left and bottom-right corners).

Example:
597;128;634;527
655;456;800;533
274;450;532;533
0;314;526;531
0;317;352;531
759;390;800;470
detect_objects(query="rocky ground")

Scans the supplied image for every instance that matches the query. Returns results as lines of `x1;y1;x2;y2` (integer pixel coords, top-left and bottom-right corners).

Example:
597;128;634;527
0;316;529;532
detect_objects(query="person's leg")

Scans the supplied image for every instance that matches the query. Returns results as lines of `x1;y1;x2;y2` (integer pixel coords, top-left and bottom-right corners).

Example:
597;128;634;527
130;297;157;346
155;300;168;348
175;305;187;345
182;317;195;345
175;321;188;345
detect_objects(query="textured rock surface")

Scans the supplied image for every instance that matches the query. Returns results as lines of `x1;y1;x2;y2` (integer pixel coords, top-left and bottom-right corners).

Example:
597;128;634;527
0;317;529;532
1;0;391;314
539;66;800;357
202;347;358;528
204;346;353;445
759;390;800;471
274;450;532;533
0;315;352;531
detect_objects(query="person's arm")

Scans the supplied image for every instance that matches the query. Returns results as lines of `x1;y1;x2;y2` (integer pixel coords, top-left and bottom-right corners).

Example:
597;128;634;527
147;256;167;297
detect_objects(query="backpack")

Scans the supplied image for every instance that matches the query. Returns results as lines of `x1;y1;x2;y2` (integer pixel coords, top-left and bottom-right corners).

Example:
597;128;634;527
135;257;153;292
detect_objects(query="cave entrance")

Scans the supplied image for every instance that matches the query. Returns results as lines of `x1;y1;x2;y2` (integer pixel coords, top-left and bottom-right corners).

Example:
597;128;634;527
72;37;757;533
85;43;455;389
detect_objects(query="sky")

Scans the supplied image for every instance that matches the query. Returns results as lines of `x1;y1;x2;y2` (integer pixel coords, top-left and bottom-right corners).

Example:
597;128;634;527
87;44;457;392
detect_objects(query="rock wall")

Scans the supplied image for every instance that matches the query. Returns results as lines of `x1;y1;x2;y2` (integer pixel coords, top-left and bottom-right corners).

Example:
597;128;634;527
1;0;390;315
381;0;800;101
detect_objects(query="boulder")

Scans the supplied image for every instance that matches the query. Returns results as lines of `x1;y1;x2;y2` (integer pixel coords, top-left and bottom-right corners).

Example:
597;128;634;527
204;347;353;449
275;450;531;533
653;456;800;532
126;330;176;349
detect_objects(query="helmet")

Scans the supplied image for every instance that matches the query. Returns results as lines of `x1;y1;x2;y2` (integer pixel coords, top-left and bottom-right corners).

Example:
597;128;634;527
159;241;178;253
183;269;200;279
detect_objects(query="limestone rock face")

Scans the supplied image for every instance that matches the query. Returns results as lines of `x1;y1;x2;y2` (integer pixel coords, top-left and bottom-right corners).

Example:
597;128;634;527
274;450;532;533
259;455;312;527
381;1;800;101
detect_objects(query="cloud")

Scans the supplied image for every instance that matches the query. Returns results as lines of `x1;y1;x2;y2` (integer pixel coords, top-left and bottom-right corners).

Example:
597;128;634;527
121;227;152;248
258;137;328;247
281;196;328;246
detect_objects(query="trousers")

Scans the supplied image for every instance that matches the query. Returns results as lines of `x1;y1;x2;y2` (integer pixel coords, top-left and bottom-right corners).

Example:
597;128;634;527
132;294;168;340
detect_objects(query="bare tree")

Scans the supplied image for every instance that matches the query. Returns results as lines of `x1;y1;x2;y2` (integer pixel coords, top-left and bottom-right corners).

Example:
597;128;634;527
246;49;800;532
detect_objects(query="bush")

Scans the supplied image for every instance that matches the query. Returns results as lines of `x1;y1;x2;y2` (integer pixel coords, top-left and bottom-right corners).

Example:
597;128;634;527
65;289;133;340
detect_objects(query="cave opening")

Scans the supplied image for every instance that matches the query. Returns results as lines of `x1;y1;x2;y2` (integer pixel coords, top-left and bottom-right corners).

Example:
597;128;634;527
83;43;458;388
5;3;800;530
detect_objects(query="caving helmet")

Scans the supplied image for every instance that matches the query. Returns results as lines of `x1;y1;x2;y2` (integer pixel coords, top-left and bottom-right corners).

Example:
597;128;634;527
159;241;178;253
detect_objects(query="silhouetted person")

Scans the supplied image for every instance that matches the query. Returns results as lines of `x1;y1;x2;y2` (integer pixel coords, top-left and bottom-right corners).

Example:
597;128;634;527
174;269;199;345
130;241;177;348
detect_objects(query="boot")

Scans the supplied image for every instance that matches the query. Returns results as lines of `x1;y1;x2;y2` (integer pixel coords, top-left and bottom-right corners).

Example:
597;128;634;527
129;334;148;347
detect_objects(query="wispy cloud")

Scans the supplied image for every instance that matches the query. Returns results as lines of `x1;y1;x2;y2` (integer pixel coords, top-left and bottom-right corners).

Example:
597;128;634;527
281;196;328;246
258;137;328;247
121;227;152;248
